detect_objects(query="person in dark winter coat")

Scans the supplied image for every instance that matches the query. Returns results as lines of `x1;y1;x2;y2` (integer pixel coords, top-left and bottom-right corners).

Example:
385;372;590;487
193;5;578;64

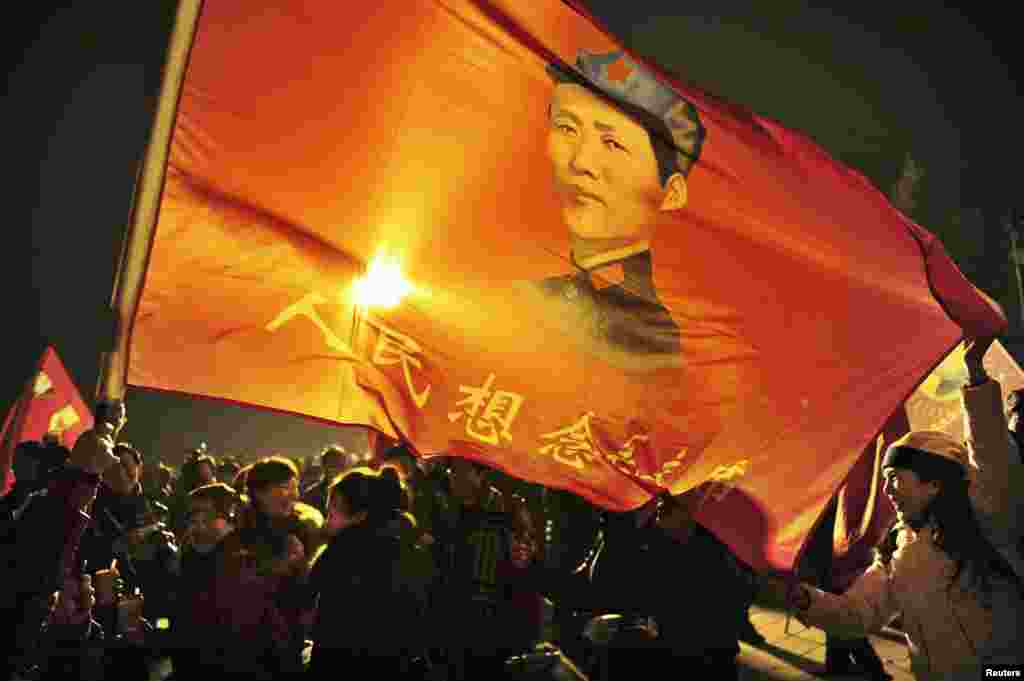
528;490;745;681
306;466;434;679
430;457;547;679
79;444;176;596
171;482;240;678
195;457;314;679
1;428;120;680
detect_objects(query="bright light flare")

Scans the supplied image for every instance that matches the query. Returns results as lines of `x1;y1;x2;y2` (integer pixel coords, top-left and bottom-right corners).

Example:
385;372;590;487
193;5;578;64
352;254;413;309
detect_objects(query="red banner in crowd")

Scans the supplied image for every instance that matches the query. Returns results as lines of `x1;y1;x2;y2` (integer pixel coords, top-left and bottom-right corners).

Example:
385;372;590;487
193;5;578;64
1;346;95;496
122;0;1004;569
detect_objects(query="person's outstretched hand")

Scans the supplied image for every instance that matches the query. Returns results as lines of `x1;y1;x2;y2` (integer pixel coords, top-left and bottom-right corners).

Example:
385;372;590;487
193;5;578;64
756;572;811;611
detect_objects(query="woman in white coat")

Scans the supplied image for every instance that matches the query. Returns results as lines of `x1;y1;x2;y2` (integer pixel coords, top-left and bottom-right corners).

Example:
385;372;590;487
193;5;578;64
765;337;1023;680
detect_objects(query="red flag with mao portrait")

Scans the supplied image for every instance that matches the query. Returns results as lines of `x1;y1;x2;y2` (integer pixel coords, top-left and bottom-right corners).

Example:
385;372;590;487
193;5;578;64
113;0;1004;570
1;346;95;496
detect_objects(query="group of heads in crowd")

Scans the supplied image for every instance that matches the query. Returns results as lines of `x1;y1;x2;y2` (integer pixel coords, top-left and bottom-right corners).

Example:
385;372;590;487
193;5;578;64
173;444;543;568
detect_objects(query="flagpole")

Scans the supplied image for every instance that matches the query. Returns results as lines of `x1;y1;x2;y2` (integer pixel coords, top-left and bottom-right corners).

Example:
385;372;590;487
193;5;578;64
96;0;205;403
1007;212;1024;328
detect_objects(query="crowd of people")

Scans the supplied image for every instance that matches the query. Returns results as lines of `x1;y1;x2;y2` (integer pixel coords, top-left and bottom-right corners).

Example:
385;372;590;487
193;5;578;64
1;336;1021;681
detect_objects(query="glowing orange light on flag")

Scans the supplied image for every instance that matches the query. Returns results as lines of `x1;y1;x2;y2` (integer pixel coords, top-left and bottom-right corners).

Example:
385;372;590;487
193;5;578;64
351;253;413;309
117;0;1007;571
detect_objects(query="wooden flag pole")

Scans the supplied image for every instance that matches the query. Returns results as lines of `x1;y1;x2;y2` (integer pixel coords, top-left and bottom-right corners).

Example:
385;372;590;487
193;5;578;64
96;0;204;403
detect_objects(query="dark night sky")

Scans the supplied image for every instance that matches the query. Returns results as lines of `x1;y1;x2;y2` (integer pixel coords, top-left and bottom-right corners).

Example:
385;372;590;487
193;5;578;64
3;2;1021;465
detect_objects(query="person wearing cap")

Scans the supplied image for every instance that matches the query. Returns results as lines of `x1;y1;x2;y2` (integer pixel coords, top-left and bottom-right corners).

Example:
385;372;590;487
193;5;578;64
763;336;1024;680
522;50;705;370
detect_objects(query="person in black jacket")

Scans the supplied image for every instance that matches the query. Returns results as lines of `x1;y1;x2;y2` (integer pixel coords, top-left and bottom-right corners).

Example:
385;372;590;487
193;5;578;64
306;466;432;679
528;491;744;681
1;428;120;681
1;441;72;536
80;444;162;589
170;482;240;679
432;458;536;679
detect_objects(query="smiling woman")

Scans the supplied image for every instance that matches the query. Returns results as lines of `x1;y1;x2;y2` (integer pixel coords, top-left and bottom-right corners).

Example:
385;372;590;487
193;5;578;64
764;343;1024;679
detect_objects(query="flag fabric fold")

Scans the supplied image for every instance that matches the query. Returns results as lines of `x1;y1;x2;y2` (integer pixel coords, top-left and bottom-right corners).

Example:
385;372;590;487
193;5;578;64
119;0;1004;569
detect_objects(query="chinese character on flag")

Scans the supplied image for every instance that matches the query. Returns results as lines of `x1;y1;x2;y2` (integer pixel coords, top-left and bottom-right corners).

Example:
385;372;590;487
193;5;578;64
110;0;1004;570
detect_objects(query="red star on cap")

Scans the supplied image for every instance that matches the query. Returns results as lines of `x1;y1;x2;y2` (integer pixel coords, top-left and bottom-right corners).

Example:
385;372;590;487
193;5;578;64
606;58;633;85
589;263;626;290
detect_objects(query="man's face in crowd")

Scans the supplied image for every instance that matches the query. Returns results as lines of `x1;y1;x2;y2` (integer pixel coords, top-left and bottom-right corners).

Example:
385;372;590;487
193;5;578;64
253;476;299;520
548;83;683;244
883;466;940;526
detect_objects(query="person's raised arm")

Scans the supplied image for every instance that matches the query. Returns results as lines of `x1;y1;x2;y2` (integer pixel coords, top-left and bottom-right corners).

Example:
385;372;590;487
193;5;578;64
961;336;1021;516
47;430;120;583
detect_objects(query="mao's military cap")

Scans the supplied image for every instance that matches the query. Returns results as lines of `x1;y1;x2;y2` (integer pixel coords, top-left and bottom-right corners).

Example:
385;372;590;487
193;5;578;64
548;50;705;177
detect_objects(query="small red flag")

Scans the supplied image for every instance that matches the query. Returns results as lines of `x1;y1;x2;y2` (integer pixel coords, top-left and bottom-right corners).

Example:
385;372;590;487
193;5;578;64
0;347;95;497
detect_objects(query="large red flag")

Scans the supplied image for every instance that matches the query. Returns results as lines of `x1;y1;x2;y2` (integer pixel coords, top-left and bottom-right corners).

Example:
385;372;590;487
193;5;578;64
113;0;1004;570
1;346;95;495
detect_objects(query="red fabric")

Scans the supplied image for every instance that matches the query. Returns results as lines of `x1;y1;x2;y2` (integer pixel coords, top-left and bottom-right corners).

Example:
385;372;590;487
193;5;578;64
17;347;94;448
1;346;93;499
124;0;1004;570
